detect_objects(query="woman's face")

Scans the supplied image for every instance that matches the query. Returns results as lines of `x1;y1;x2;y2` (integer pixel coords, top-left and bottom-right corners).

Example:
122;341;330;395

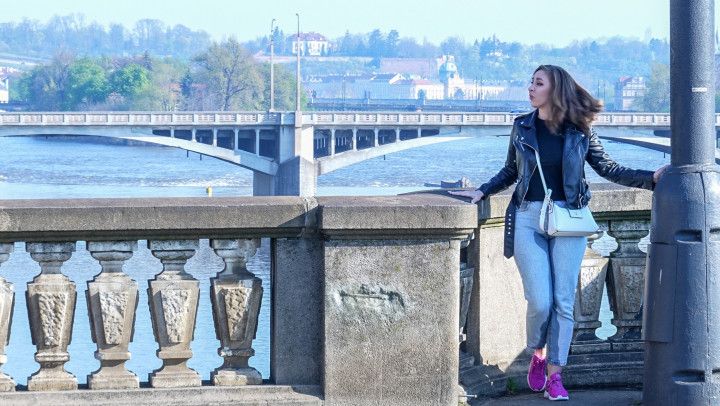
528;70;552;109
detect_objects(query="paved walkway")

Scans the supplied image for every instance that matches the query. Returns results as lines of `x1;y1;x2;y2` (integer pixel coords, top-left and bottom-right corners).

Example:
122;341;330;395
471;389;642;405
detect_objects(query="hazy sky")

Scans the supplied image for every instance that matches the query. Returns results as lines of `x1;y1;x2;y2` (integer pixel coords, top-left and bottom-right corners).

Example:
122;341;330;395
2;0;716;45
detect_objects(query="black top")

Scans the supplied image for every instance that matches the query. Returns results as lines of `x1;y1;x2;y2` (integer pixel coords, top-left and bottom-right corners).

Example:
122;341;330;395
524;118;567;202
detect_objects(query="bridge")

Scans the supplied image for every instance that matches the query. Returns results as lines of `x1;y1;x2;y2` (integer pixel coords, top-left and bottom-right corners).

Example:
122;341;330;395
1;111;715;196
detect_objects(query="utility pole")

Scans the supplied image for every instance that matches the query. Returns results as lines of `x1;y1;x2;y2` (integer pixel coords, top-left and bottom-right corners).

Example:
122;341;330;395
643;0;720;404
270;18;276;112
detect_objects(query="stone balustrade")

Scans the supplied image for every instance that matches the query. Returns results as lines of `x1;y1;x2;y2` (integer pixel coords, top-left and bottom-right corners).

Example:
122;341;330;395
0;196;476;406
460;183;653;397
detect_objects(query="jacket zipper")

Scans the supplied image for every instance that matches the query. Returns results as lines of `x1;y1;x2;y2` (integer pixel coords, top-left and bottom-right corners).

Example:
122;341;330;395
517;138;537;204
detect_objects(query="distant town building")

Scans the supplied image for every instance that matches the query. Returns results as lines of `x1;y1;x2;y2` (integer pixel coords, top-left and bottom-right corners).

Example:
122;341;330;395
615;76;646;111
304;56;514;102
289;32;330;56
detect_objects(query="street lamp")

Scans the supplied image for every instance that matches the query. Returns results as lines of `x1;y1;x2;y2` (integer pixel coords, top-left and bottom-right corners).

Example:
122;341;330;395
643;1;720;405
269;18;276;112
295;12;301;112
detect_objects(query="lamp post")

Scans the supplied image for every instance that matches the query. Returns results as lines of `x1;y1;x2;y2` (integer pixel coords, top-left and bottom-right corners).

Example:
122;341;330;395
643;0;720;404
269;18;276;112
295;13;301;113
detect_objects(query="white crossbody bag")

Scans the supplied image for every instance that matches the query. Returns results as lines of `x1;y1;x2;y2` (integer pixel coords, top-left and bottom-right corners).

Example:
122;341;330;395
534;148;600;237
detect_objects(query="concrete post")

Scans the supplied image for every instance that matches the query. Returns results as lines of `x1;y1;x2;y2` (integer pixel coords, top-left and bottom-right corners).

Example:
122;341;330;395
395;128;400;142
191;128;196;142
373;128;379;147
209;239;263;386
351;128;357;150
212;128;218;147
170;128;175;138
234;128;239;152
330;129;336;156
0;244;14;392
272;235;323;385
86;241;139;389
417;127;422;138
318;195;476;406
147;240;201;388
25;242;78;391
255;129;261;156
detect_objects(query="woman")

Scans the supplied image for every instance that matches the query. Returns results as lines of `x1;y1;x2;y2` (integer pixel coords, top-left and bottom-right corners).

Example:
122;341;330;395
450;65;667;401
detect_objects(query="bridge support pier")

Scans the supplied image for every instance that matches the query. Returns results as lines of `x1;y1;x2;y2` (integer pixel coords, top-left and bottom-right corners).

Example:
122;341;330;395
252;119;316;196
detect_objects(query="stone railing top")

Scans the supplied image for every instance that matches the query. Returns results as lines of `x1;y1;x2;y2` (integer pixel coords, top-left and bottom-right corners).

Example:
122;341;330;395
318;194;477;238
472;183;653;223
0;195;477;241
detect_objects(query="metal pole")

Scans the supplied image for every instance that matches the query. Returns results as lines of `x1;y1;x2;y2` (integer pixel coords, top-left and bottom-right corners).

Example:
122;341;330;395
270;18;276;112
643;0;719;405
295;13;301;112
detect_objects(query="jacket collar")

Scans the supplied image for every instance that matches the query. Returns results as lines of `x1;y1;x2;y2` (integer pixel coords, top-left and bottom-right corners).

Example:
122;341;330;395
517;110;539;152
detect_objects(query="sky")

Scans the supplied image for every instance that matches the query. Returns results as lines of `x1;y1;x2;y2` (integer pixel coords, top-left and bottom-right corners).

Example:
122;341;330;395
1;0;716;46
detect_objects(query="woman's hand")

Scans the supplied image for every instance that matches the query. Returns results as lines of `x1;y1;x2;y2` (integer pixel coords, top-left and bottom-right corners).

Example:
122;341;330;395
448;189;484;204
653;164;670;184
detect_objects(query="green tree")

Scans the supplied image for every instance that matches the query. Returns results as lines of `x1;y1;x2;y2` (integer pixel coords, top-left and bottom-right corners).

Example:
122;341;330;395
110;63;150;98
67;58;110;108
642;63;670;112
193;38;263;110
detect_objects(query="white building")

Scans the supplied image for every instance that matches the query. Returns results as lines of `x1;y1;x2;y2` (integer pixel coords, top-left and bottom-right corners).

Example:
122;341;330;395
615;76;646;111
289;32;330;56
0;78;8;104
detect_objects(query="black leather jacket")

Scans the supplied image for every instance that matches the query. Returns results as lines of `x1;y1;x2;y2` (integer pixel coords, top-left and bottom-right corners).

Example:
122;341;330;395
478;110;655;258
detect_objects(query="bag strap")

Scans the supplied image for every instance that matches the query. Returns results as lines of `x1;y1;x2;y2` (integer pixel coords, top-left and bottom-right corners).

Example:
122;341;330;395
533;148;550;194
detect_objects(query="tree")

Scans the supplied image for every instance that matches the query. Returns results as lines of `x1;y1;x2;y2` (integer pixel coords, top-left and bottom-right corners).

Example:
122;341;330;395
385;30;400;57
368;29;385;57
642;63;670;112
193;38;263;110
67;58;110;108
110;63;149;98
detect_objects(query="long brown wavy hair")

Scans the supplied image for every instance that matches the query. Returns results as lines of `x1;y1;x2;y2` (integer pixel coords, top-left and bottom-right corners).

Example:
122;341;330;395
534;65;603;136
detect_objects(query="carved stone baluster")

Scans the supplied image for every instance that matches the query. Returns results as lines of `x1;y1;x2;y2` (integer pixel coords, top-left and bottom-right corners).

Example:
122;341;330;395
0;243;15;391
86;241;139;389
606;219;650;352
209;239;263;386
25;242;77;391
147;240;201;388
571;233;611;353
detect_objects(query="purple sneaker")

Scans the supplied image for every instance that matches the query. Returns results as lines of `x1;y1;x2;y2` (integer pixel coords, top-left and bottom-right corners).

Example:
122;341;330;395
544;372;569;401
527;354;547;392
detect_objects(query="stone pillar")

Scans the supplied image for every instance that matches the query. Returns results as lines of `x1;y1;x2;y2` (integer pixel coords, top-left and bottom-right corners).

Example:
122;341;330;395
606;219;650;351
25;242;78;391
351;128;357;150
0;243;15;391
212;128;218;147
373;128;379;147
234;129;239;152
255;129;261;156
86;241;139;389
147;240;201;388
417;128;422;138
571;233;610;352
271;237;323;385
318;196;476;406
395;128;401;142
330;129;336;156
209;239;263;386
170;128;175;138
191;128;196;142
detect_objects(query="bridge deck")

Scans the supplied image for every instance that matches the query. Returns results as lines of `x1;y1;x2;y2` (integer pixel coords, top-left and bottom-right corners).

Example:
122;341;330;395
600;135;720;164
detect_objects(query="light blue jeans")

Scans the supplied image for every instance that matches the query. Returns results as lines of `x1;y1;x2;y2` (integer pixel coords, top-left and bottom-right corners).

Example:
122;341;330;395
513;200;587;366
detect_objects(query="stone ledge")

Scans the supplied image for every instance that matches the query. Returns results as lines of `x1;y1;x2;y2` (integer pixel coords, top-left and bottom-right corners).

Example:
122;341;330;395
317;194;477;239
0;384;323;406
464;183;653;223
